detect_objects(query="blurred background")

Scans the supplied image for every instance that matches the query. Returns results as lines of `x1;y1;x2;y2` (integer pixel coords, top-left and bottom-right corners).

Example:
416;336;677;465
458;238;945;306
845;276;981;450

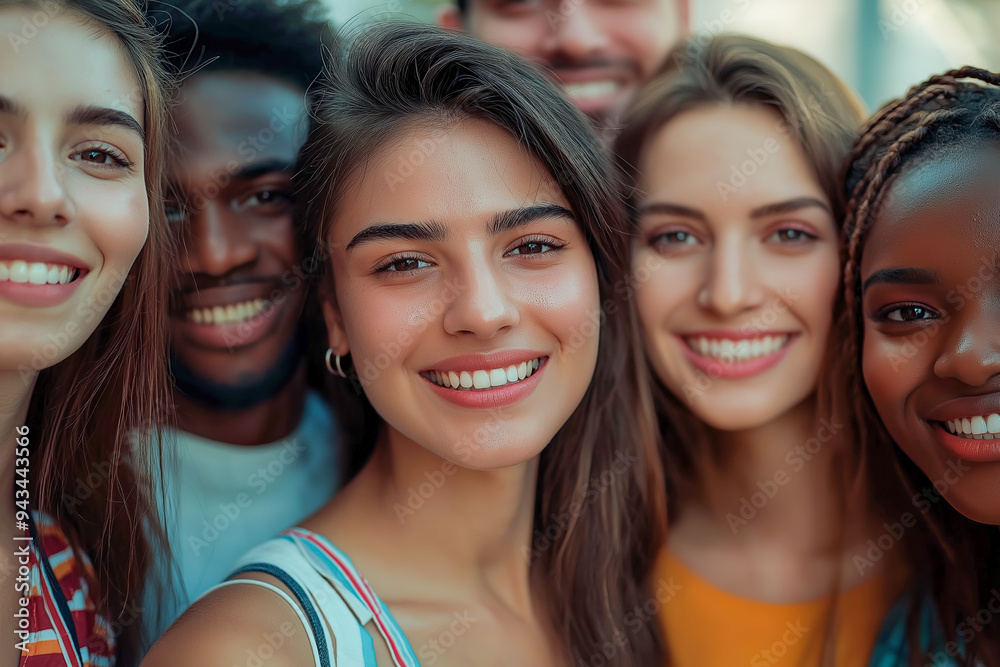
321;0;1000;113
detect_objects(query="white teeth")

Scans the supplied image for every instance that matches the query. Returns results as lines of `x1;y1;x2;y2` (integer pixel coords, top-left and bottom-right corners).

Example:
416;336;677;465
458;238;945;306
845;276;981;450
562;80;618;101
0;260;79;285
946;413;1000;439
470;370;488;389
989;414;1000;434
427;358;545;391
9;260;28;283
686;335;790;362
187;298;269;325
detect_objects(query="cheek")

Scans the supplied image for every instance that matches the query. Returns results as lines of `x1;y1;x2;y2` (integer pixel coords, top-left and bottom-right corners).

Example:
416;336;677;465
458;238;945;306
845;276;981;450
259;217;299;268
862;331;910;427
633;252;694;339
607;10;673;73
774;249;840;334
516;261;600;347
82;182;149;277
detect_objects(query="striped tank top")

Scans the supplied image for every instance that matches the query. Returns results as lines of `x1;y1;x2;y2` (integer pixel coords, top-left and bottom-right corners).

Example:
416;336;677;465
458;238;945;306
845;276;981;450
217;527;421;667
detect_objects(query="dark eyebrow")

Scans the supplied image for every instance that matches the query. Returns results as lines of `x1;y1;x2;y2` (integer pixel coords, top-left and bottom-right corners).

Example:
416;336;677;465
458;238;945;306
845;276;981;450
234;160;294;181
488;204;574;236
862;268;942;292
750;197;831;219
346;221;448;251
0;95;26;118
66;105;145;144
639;202;706;221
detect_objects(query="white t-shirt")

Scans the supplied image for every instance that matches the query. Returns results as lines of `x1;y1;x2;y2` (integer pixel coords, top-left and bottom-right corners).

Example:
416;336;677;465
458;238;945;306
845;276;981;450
143;390;340;646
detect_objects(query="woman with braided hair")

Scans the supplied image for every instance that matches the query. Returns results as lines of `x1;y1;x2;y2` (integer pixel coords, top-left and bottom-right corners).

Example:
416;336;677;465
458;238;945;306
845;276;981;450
839;66;1000;665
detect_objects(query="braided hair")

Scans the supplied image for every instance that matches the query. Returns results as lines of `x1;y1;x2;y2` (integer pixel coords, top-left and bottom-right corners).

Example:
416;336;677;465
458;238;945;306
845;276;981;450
839;67;1000;666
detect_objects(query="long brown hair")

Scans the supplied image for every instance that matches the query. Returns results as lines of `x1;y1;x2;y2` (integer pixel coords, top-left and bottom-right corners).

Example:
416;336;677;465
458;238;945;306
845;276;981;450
296;21;667;666
613;34;868;665
839;66;1000;667
13;0;174;661
615;33;865;514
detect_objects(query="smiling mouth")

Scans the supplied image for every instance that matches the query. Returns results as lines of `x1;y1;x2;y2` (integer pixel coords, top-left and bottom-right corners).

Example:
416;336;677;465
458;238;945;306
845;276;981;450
183;299;271;326
940;413;1000;440
0;260;81;285
561;80;621;101
683;334;792;363
422;357;546;391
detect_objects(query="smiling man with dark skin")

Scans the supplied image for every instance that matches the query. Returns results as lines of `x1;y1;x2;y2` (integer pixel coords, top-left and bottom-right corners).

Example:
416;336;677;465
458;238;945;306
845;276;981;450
144;0;341;647
440;0;686;136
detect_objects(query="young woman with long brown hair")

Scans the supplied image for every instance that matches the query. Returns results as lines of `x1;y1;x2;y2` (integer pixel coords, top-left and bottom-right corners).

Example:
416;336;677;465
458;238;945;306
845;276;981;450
839;65;1000;666
0;0;172;663
144;21;666;667
614;35;907;665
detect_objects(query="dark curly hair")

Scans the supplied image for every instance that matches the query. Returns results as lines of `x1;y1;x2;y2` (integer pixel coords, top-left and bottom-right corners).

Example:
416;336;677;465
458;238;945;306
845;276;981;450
153;0;329;91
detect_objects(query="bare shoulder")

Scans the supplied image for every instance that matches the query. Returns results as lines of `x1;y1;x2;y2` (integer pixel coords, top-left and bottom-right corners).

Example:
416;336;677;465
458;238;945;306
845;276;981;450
141;575;315;667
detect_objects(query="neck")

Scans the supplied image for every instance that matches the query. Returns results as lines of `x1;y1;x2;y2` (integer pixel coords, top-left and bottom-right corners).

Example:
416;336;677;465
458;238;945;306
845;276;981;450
688;397;853;548
174;363;307;446
351;426;539;612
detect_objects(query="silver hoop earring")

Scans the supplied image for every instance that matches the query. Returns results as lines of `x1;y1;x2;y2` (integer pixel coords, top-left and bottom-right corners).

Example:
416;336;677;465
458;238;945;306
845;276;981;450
325;348;348;378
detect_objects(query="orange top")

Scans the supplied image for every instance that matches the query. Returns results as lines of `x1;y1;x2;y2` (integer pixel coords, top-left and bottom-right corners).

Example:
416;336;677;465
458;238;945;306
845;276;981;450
657;549;896;667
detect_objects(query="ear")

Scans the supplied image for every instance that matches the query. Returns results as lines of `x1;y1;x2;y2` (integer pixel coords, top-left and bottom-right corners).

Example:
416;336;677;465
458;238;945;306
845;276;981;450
437;5;463;30
322;298;349;357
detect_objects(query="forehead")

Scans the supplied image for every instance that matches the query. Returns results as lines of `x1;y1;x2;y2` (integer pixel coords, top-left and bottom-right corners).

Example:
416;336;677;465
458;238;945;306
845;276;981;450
863;144;1000;272
334;119;568;237
0;9;142;123
171;71;307;163
639;104;827;211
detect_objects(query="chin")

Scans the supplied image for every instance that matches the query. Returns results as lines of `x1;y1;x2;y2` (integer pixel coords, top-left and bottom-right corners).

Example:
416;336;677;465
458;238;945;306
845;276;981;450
432;425;552;471
945;492;1000;526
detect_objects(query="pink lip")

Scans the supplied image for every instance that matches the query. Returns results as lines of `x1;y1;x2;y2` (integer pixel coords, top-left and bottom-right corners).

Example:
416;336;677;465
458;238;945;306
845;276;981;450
931;422;1000;463
172;298;283;350
423;359;547;410
676;333;797;379
0;243;88;268
0;279;86;307
423;350;545;374
926;394;1000;423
